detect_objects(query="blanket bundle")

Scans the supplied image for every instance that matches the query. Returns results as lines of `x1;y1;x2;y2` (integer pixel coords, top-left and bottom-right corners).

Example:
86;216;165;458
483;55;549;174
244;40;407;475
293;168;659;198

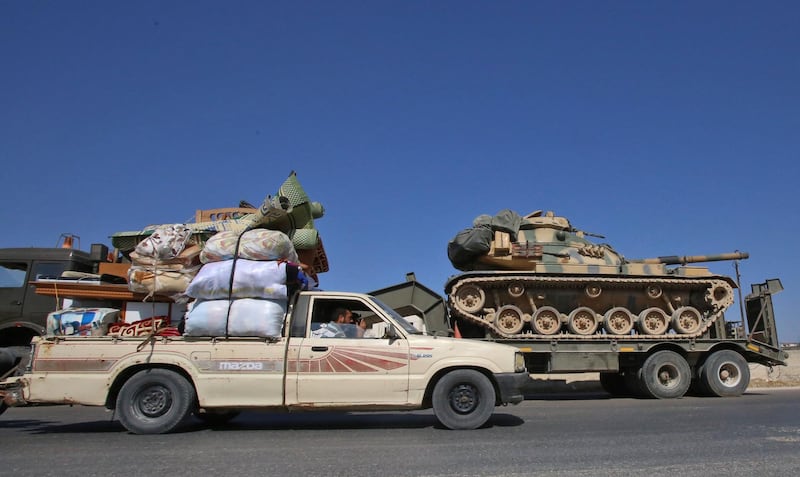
128;225;202;296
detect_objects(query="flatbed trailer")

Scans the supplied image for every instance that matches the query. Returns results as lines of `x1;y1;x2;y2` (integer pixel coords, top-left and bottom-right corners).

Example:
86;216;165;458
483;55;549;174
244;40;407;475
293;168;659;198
371;276;788;399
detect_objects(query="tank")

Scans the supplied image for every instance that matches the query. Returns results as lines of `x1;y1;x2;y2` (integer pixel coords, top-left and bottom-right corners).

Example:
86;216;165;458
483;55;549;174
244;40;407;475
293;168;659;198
445;210;748;340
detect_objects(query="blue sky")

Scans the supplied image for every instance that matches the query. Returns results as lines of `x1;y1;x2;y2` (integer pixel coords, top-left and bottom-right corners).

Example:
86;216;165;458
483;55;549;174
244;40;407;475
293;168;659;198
2;1;798;342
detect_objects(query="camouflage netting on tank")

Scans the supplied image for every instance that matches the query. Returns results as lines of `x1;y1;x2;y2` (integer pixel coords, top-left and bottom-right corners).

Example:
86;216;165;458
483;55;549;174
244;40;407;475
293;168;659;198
448;209;521;271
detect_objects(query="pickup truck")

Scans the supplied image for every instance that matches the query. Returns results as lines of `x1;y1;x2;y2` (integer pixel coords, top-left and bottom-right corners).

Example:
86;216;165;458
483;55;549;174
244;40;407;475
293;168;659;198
0;290;529;433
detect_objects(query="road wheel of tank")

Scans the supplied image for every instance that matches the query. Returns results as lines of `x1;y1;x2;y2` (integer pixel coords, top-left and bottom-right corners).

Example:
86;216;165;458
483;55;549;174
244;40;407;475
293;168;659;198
638;308;669;335
604;307;635;335
699;350;750;397
116;369;196;434
531;307;562;335
432;369;496;430
453;285;486;314
494;305;525;335
671;307;703;335
194;409;241;426
639;351;691;399
567;307;599;335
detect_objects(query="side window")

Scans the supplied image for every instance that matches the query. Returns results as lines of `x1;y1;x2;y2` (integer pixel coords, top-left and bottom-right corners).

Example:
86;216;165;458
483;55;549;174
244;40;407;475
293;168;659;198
0;262;28;288
308;298;387;339
32;262;66;281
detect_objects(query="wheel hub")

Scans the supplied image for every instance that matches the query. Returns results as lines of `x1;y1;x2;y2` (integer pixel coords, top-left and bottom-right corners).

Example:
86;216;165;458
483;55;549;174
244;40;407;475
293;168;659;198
138;385;172;418
449;384;478;414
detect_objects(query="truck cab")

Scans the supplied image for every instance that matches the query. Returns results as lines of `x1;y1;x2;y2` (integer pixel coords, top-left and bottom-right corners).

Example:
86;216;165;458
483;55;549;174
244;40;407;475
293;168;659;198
0;247;98;347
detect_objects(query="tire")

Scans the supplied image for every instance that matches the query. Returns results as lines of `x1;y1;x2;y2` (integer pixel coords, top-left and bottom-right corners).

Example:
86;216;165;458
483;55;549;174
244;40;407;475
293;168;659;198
0;348;17;376
639;350;691;399
699;350;750;397
599;372;629;397
116;369;196;434
0;401;7;416
194;409;241;426
432;369;496;430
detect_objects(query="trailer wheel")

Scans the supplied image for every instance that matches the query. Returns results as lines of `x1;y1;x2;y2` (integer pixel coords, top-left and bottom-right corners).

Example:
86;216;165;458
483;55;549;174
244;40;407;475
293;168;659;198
116;369;196;434
639;351;691;399
432;369;495;430
699;350;750;397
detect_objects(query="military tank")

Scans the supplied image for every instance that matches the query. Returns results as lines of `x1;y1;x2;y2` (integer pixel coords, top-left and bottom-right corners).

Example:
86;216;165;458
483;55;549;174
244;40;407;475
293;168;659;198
445;210;748;340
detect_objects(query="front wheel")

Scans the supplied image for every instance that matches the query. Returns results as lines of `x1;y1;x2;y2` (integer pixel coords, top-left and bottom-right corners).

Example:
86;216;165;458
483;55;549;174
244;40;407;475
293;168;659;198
639;350;691;399
699;350;750;397
116;369;196;434
432;370;496;430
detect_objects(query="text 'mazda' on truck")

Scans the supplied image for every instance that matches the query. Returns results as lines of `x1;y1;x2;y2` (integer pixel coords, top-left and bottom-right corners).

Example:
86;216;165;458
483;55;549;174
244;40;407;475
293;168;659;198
0;288;529;434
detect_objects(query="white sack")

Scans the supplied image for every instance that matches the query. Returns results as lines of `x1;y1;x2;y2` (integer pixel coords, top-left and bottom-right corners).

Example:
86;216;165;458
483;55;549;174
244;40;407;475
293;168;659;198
183;298;286;337
186;259;287;300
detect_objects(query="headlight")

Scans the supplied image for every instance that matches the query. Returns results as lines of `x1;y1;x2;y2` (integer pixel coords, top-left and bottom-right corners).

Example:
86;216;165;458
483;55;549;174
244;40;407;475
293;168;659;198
514;352;526;373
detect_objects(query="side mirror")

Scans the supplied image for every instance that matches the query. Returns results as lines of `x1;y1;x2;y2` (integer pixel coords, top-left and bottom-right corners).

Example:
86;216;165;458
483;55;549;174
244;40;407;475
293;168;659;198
384;324;400;341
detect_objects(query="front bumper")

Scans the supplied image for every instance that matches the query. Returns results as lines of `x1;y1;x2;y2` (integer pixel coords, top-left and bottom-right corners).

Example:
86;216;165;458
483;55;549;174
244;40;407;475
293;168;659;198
493;371;530;405
0;378;27;407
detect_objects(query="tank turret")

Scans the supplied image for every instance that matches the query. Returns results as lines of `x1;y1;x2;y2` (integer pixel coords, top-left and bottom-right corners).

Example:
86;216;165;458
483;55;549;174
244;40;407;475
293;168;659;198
446;209;749;340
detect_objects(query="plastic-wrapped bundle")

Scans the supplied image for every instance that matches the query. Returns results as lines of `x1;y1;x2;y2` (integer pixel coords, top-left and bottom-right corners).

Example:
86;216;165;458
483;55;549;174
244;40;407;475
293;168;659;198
134;224;193;259
200;229;299;264
130;244;202;267
185;260;287;300
184;298;286;337
46;308;120;336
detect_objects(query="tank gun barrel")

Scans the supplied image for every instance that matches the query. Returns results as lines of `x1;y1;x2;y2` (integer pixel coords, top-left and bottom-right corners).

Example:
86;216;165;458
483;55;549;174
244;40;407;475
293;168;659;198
629;252;749;265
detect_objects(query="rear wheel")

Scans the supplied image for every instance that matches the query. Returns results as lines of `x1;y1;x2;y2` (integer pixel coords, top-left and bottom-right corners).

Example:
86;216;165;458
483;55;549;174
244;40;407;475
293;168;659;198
699;350;750;397
639;350;691;399
116;369;196;434
432;369;496;430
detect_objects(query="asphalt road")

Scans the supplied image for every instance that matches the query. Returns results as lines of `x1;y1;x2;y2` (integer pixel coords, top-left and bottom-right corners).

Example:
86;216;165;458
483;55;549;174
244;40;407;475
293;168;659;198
1;389;799;477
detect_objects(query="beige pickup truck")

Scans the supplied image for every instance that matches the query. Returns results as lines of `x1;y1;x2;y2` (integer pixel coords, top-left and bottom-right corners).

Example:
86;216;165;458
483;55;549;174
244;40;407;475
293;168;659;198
0;290;529;433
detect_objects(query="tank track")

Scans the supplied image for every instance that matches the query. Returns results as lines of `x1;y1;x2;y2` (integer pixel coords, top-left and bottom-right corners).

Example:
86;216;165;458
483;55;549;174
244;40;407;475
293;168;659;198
447;274;735;340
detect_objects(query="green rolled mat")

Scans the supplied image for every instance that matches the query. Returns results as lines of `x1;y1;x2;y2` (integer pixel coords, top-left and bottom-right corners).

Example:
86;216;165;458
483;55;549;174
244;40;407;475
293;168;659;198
287;228;319;250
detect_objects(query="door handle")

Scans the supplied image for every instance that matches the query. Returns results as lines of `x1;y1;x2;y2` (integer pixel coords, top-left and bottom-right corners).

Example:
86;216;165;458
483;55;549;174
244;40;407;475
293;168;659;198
311;346;328;352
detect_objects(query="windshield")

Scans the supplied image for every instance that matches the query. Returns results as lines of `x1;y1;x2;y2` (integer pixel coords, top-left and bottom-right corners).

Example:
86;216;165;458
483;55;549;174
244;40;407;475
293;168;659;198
371;297;424;334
